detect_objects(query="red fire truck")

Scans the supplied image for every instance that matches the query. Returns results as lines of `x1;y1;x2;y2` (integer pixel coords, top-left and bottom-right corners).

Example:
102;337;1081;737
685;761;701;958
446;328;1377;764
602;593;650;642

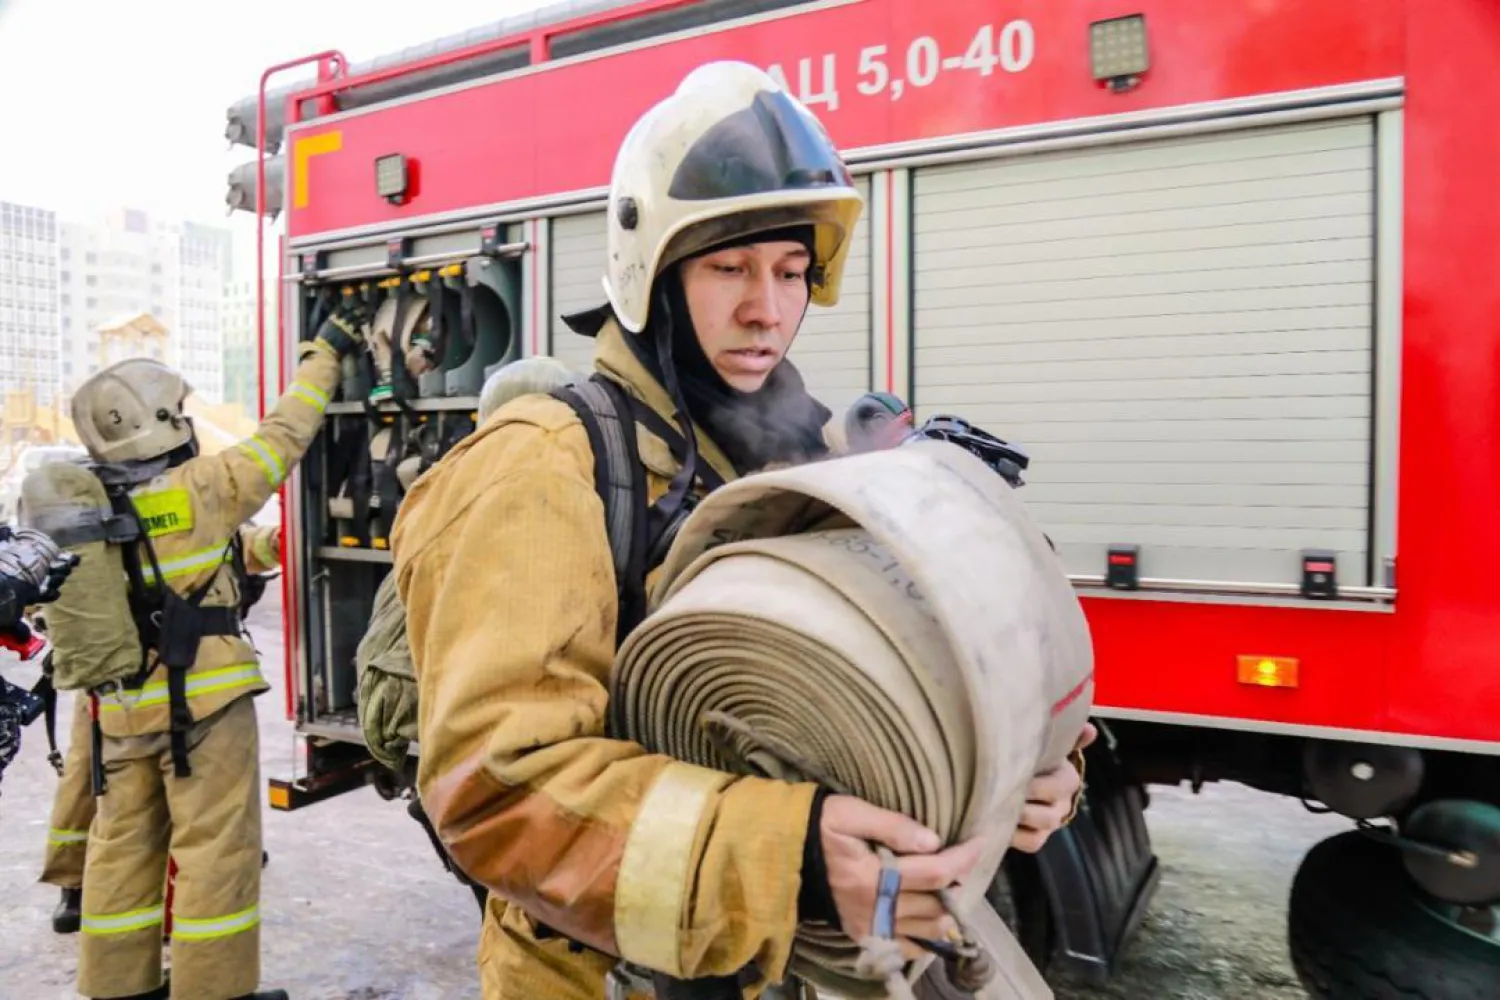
224;1;1499;995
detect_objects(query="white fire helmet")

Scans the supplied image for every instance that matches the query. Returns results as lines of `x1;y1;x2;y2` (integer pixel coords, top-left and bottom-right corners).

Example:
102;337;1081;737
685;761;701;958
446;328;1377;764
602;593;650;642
602;60;866;334
71;358;195;465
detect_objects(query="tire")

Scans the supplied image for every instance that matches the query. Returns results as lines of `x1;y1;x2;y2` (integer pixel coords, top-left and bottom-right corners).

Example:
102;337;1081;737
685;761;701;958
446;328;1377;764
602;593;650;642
914;854;1053;999
1288;831;1500;1000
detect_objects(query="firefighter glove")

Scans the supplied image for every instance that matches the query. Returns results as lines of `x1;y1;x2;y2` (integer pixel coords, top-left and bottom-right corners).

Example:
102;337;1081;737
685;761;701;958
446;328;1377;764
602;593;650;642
314;298;372;359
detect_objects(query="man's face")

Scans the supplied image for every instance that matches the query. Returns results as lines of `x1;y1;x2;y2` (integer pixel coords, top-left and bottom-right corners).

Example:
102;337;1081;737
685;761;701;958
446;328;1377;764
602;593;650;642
679;239;811;393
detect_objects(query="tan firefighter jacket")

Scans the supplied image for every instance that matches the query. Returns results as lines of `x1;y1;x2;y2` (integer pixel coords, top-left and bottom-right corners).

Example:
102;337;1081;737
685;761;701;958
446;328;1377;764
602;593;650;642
95;348;339;739
393;319;843;995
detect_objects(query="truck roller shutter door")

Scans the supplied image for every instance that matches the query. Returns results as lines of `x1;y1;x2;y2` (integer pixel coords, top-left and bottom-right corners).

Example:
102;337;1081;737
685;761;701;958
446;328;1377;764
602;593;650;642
549;210;609;372
791;174;873;417
912;117;1377;590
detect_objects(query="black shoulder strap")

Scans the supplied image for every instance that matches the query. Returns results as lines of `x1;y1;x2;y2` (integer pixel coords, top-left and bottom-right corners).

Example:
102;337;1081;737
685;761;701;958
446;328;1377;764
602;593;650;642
105;482;232;779
625;396;726;494
551;375;650;643
620;395;723;572
104;487;162;658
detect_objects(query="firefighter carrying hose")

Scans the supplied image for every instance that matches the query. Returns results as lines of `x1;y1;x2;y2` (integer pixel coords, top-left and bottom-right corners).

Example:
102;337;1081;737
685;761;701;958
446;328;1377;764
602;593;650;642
42;299;368;1000
394;61;1089;1000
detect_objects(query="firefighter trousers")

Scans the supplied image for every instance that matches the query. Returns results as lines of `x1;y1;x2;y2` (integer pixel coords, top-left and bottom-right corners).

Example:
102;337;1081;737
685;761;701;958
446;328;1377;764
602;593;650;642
78;695;264;1000
40;693;97;888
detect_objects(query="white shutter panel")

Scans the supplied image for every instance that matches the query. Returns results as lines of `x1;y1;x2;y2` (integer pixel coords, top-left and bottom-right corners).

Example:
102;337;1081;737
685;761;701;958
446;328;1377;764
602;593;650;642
912;118;1376;589
549;211;608;373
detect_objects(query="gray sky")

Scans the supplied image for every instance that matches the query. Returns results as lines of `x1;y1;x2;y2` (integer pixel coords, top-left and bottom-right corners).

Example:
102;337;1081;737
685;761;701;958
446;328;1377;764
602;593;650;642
0;0;552;273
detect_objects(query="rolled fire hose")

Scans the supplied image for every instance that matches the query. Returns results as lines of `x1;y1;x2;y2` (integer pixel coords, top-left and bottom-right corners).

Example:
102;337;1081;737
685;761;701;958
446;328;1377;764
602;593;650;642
610;437;1095;1000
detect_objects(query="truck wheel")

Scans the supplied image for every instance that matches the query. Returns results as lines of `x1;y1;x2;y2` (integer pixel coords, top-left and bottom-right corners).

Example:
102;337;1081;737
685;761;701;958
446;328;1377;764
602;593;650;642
1288;830;1500;999
913;854;1053;999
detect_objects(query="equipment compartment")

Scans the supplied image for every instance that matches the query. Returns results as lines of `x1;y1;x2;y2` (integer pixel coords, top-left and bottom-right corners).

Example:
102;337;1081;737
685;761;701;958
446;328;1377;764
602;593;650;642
284;225;528;747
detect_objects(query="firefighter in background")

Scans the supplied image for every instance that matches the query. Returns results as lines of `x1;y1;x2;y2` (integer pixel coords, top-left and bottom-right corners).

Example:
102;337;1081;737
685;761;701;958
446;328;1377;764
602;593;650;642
394;61;1087;1000
62;301;366;1000
39;524;283;937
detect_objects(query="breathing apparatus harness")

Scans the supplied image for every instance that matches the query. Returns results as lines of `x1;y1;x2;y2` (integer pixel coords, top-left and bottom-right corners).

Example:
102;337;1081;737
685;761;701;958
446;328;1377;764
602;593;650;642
548;283;728;645
92;458;253;781
24;450;254;789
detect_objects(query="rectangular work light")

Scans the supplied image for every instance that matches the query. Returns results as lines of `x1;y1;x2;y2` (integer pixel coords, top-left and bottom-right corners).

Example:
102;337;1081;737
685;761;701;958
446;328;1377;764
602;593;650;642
375;153;410;204
1090;14;1150;91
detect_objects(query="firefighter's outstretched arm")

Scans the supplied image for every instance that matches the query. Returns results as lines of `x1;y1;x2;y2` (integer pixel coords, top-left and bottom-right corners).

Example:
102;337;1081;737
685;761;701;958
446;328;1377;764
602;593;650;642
395;416;819;984
192;303;368;532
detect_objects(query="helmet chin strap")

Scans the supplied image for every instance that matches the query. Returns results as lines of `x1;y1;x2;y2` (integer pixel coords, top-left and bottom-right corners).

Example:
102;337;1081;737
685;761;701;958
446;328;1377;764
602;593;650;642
165;416;199;469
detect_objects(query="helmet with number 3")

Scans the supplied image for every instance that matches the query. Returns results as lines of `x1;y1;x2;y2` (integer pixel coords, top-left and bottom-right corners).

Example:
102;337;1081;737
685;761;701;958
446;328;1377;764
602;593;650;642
603;60;865;333
71;358;195;465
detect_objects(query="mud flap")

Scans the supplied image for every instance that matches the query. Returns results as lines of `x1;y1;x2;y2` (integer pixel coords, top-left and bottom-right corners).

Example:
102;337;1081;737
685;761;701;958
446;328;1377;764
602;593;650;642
1033;725;1160;984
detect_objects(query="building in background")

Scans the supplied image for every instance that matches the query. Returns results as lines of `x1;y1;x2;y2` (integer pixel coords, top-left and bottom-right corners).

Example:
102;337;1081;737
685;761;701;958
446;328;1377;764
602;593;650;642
58;208;233;402
0;200;62;408
179;220;235;400
222;276;278;416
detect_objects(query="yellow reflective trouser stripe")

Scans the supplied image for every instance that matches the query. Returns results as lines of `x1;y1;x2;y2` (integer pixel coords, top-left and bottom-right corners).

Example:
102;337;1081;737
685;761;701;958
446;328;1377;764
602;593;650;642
238;434;287;488
48;828;88;846
139;544;232;585
172;904;260;942
82;903;164;935
289;379;329;413
99;664;264;713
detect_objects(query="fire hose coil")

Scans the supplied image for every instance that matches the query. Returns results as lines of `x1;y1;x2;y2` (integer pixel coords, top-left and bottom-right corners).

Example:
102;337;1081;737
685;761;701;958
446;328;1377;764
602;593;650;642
610;439;1095;999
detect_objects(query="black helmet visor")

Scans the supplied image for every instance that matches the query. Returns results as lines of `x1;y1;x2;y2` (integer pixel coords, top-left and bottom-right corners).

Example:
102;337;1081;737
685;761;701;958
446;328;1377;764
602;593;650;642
667;88;853;202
